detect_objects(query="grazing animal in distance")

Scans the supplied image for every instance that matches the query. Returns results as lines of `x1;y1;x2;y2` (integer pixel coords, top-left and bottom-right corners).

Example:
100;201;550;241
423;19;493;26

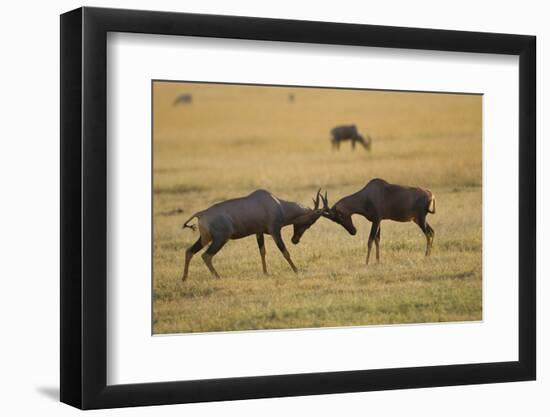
173;93;192;105
181;189;325;281
320;178;435;265
330;124;372;151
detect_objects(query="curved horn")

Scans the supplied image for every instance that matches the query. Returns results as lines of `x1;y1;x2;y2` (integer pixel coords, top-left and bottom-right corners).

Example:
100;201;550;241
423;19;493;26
320;191;329;210
312;188;321;209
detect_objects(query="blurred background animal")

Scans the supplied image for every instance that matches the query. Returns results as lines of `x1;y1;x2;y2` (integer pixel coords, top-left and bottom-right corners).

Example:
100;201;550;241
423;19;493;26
173;93;193;105
330;124;372;151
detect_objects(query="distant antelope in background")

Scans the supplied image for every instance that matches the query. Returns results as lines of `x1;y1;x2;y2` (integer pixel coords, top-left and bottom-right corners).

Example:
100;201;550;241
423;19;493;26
181;190;324;281
321;179;436;264
330;124;372;151
173;93;192;105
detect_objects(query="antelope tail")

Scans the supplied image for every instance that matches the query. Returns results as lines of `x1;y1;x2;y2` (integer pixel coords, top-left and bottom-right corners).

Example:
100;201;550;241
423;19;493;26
428;196;436;214
182;211;202;231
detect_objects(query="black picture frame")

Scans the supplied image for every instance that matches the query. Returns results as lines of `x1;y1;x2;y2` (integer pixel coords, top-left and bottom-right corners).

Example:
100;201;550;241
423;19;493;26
60;6;536;410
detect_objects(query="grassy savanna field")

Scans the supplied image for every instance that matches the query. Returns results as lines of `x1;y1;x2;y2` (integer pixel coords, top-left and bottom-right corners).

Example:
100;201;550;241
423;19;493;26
153;82;482;334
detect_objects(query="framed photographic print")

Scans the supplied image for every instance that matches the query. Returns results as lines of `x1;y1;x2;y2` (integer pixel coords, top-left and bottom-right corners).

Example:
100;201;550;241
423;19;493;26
60;6;536;409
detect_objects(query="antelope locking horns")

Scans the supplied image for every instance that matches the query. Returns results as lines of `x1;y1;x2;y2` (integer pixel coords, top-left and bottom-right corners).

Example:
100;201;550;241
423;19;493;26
312;188;321;210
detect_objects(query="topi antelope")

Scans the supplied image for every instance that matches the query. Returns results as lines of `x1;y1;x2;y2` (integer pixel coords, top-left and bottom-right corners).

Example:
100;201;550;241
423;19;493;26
321;178;436;265
330;124;372;151
173;93;192;105
181;189;324;281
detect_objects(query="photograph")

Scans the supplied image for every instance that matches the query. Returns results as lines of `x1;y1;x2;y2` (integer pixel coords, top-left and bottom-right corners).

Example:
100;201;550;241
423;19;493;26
52;3;539;412
152;81;483;335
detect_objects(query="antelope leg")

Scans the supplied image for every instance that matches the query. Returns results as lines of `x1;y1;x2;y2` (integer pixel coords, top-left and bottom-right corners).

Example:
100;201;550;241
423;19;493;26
272;230;298;273
375;226;381;263
201;237;227;278
426;223;435;256
256;233;268;275
182;237;204;282
366;220;380;265
414;216;432;257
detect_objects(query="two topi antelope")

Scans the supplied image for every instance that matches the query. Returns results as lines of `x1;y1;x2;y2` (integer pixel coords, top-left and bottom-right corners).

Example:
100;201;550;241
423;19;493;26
181;179;436;281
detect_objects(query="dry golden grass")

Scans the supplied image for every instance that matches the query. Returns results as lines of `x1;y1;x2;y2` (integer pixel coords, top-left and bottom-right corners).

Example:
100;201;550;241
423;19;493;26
153;82;482;334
